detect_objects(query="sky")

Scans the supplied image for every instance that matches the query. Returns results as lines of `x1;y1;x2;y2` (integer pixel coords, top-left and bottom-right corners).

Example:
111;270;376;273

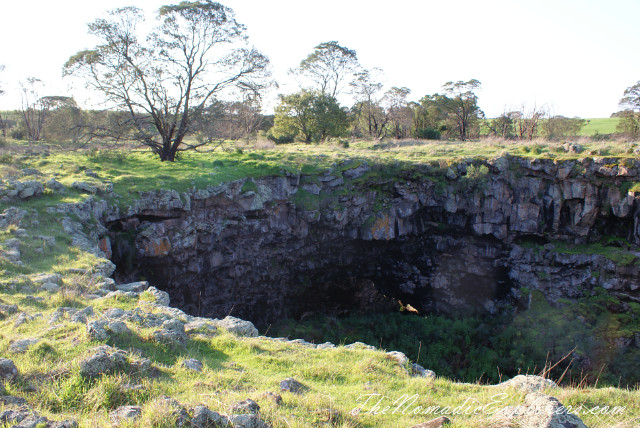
0;0;638;118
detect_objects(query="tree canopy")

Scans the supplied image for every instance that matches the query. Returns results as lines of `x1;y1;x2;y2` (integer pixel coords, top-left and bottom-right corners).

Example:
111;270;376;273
291;41;360;98
64;0;270;161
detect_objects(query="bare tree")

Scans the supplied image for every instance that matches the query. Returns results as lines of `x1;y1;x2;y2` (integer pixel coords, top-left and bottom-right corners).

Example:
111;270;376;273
64;1;271;161
383;86;412;139
510;104;544;140
350;68;387;139
20;77;50;143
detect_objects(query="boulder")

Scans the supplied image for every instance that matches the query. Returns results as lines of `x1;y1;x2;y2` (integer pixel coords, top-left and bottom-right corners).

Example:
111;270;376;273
280;377;305;394
411;416;451;428
411;363;436;379
216;316;258;337
386;351;409;366
494;375;557;393
190;406;227;427
0;358;18;381
109;406;142;426
231;399;260;415
181;358;203;372
146;286;170;306
9;338;39;353
228;414;269;428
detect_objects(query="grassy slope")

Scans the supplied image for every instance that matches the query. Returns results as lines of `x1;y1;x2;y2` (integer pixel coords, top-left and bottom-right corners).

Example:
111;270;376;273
580;118;621;136
0;139;639;427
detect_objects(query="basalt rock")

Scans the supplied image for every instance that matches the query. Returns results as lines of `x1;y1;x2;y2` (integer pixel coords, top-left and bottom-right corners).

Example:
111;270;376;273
97;157;640;330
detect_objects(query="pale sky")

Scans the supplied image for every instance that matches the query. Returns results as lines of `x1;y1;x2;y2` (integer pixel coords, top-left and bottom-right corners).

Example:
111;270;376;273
0;0;638;118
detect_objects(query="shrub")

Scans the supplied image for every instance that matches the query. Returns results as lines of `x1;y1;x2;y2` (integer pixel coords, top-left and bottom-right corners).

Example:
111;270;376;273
416;127;441;140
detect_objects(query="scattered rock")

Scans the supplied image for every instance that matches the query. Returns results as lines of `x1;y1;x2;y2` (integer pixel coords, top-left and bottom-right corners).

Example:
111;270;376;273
0;396;27;406
79;346;127;378
146;286;170;306
344;342;376;351
32;273;62;285
87;320;109;341
45;178;65;192
260;391;282;406
228;413;269;428
153;328;188;346
280;377;305;394
0;358;18;381
216;316;258;337
0;304;19;317
184;319;218;337
41;282;60;292
190;405;227;427
411;363;436;379
181;358;203;372
411;416;451;428
115;281;148;293
106;321;130;335
9;338;39;353
231;399;260;415
494;375;557;393
493;392;588;428
71;181;98;194
386;351;409;366
109;405;142;426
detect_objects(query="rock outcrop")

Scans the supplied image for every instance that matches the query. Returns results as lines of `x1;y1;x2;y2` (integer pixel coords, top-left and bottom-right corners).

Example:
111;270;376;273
101;156;640;327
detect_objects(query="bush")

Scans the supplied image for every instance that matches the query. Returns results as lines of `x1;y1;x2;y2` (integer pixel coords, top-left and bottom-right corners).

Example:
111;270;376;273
416;127;441;140
267;132;295;145
10;127;25;140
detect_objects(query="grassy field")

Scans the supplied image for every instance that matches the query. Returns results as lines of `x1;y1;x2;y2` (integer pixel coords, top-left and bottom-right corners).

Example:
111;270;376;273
580;118;621;136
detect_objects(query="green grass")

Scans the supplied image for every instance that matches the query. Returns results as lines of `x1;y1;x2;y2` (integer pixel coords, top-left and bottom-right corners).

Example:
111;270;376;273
1;290;638;427
580;118;621;136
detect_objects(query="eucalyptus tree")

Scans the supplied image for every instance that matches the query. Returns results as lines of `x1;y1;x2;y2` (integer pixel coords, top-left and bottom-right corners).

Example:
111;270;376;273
617;81;640;138
350;68;388;139
441;79;484;141
291;41;360;98
64;1;270;161
272;90;348;143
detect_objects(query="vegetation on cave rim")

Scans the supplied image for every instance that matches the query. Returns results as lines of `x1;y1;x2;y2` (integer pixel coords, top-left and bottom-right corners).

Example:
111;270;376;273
270;289;640;388
1;142;640;426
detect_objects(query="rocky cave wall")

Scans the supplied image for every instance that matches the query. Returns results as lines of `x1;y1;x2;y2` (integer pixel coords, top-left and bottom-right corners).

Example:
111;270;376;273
101;156;640;327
